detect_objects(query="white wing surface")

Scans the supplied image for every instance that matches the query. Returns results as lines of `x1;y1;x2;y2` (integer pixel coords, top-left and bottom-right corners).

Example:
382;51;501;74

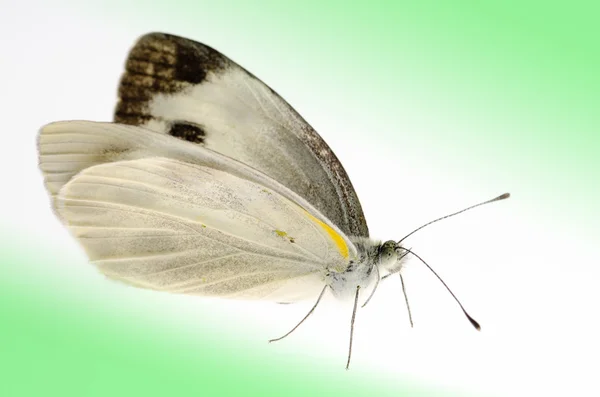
55;157;352;301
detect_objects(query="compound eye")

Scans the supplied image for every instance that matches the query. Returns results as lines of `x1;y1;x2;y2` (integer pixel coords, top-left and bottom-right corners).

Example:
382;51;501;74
379;240;398;267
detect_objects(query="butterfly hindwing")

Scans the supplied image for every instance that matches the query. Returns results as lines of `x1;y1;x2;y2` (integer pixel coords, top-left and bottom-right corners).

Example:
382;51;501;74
114;32;369;238
55;156;353;301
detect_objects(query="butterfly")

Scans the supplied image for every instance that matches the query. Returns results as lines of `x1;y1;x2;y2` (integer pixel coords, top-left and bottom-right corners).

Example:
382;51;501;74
37;33;509;368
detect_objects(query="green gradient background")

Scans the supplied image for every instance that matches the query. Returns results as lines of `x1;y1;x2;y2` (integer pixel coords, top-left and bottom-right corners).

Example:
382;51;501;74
2;1;599;396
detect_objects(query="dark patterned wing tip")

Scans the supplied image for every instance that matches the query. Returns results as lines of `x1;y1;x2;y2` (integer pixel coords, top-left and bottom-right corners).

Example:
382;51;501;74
114;32;229;128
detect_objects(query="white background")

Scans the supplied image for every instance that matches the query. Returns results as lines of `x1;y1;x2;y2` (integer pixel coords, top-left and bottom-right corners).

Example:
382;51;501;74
1;1;598;396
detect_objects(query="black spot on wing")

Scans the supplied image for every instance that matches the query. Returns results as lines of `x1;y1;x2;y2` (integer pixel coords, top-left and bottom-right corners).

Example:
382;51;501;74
114;32;229;126
168;122;206;144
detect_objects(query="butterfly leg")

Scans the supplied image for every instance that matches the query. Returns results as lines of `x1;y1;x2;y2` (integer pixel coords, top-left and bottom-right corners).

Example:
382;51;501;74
346;285;360;370
400;274;414;328
269;285;327;343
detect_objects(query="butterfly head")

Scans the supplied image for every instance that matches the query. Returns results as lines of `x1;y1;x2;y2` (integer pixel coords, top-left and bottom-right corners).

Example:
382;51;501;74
377;240;408;275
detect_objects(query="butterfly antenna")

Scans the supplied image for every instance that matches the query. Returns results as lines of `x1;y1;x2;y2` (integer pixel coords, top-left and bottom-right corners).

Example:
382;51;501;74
398;193;510;245
346;285;361;370
398;247;480;331
269;285;327;343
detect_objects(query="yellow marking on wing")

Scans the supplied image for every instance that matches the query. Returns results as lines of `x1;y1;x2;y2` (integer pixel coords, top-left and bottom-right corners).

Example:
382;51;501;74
275;229;296;244
275;229;287;237
303;211;349;259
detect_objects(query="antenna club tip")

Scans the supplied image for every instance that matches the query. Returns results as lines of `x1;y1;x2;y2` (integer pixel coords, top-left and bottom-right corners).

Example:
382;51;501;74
497;193;510;200
465;312;481;330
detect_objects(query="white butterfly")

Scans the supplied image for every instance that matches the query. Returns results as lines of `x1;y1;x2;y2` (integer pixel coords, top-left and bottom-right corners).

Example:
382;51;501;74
38;33;508;368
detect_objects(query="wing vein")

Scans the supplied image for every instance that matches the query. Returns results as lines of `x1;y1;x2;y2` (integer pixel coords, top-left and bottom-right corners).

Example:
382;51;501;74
64;200;322;263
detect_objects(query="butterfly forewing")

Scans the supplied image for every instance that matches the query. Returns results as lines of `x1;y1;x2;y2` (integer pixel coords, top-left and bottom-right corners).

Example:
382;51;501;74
114;33;369;238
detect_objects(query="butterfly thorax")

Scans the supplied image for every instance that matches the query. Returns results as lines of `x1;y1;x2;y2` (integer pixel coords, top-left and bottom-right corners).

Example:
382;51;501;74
326;238;407;300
